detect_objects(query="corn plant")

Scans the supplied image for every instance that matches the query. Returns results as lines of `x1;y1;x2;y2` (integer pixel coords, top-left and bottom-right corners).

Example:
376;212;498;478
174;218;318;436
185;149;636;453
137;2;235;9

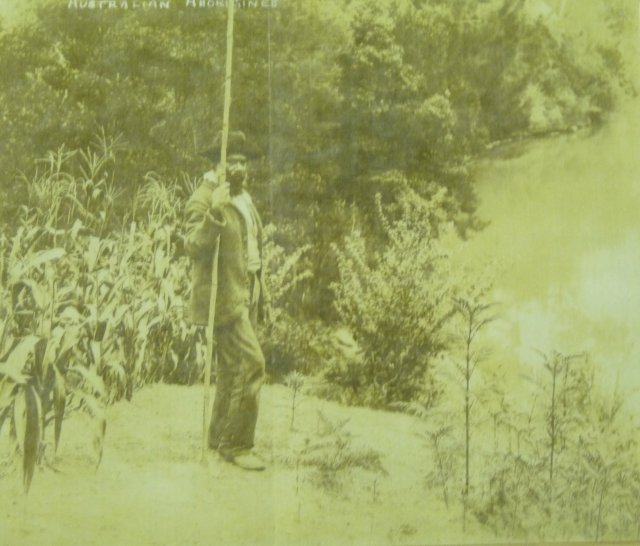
0;234;105;492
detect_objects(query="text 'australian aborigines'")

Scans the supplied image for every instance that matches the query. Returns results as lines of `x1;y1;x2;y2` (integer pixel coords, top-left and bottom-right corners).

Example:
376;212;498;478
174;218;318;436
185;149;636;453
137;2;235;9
67;0;278;9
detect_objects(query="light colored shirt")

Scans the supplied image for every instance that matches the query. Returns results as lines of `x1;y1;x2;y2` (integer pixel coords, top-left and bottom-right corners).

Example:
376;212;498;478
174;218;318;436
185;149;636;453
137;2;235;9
232;191;261;273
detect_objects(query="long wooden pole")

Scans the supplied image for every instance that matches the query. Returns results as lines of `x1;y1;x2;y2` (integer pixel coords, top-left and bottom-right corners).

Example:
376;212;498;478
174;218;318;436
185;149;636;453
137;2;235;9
203;0;236;462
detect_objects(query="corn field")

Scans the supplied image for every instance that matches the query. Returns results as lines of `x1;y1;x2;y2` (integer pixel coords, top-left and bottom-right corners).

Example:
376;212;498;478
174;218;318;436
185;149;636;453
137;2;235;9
0;138;206;491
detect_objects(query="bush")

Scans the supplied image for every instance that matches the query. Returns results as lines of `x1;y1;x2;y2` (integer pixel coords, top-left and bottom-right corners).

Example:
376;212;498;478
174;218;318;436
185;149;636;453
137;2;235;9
331;182;456;407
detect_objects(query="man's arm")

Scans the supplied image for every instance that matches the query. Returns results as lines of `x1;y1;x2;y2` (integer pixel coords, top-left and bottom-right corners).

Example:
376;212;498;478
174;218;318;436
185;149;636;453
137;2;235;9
184;182;230;260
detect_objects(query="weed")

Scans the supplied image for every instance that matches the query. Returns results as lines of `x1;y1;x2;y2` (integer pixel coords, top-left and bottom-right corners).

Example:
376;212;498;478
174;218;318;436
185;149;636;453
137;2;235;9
296;410;386;493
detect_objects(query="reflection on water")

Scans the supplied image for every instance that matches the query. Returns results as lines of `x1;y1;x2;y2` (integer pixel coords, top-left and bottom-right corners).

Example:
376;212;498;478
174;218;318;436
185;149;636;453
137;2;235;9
464;98;640;405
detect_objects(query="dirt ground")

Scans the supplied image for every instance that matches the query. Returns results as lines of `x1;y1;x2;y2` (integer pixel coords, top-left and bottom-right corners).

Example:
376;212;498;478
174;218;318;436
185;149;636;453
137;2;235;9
0;383;499;546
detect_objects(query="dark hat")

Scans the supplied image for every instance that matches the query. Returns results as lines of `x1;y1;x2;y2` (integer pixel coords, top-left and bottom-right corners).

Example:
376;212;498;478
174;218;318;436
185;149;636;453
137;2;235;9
199;130;261;163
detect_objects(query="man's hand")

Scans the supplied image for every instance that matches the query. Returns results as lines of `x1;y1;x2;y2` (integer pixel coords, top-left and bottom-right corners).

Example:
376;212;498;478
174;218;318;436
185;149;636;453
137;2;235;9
210;182;231;209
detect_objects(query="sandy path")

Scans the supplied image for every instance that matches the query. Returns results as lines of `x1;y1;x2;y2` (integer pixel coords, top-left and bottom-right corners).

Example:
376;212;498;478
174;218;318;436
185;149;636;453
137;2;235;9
0;384;494;546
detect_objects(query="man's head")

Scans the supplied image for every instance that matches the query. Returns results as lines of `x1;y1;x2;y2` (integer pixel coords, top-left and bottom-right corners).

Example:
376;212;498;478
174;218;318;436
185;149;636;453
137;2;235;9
226;152;247;196
200;130;258;194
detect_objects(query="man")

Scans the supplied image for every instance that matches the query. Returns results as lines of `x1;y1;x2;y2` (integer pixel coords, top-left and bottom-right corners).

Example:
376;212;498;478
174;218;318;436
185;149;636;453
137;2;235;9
184;131;268;471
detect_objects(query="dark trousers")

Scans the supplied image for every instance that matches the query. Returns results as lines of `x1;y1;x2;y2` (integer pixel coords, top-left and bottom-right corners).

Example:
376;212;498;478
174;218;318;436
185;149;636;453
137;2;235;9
208;282;265;454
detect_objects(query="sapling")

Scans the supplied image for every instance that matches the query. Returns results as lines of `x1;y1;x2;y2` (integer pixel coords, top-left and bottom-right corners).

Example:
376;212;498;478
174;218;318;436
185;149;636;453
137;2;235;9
285;371;304;430
452;293;496;531
539;351;587;510
426;425;453;508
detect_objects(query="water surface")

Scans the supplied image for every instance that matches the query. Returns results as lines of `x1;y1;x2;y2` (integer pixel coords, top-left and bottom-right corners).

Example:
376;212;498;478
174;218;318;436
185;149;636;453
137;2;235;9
464;98;640;404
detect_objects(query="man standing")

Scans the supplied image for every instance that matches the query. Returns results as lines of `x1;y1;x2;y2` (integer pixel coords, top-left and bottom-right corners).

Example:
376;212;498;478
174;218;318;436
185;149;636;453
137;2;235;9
184;131;268;471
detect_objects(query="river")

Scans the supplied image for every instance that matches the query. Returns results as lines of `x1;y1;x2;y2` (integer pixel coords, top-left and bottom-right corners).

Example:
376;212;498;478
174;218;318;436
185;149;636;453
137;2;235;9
461;98;640;409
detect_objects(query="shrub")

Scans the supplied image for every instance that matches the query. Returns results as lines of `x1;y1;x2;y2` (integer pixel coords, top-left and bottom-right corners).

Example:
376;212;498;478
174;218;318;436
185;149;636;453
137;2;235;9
331;184;456;407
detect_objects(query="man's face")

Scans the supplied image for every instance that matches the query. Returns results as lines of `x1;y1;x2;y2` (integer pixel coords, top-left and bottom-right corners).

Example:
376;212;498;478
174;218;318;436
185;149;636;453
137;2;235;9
226;154;248;195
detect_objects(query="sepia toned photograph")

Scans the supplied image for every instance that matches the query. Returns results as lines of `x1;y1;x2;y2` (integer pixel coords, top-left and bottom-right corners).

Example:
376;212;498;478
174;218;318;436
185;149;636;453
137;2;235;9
0;1;639;544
